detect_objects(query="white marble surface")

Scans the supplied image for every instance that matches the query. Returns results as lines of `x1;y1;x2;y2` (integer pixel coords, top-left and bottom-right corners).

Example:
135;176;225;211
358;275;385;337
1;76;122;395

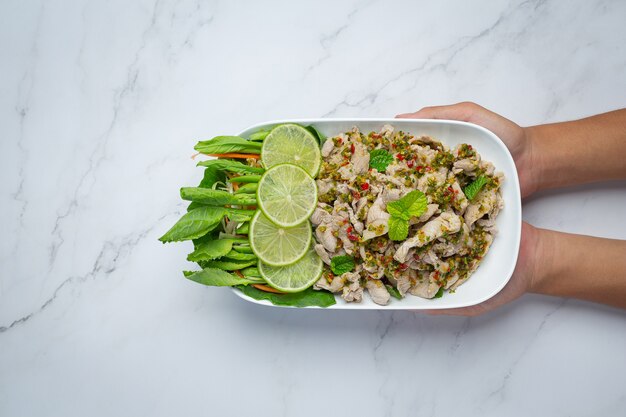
1;0;626;415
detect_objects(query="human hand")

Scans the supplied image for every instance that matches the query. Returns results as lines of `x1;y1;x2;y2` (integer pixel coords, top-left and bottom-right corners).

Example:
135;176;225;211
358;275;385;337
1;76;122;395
397;102;538;198
424;222;542;316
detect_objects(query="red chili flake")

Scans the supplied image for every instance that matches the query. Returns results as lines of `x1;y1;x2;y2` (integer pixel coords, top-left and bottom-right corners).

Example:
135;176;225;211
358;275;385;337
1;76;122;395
407;160;414;168
360;182;369;190
371;133;381;139
391;143;397;149
337;138;343;145
397;263;408;271
350;143;355;153
352;191;361;200
416;165;423;171
468;145;473;150
346;226;353;233
396;153;404;161
348;234;359;242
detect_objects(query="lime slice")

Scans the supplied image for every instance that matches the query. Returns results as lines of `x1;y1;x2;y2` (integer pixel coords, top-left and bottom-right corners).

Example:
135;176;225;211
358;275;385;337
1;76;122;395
258;245;324;293
249;210;312;266
261;124;322;177
257;164;318;228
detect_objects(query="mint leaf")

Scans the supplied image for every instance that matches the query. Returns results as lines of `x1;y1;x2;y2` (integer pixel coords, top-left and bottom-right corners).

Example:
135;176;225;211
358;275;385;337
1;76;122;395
385;284;403;300
388;216;409;241
184;268;260;286
386;190;428;220
187;239;234;262
236;285;336;308
433;287;445;298
369;149;394;172
463;175;489;200
330;255;355;275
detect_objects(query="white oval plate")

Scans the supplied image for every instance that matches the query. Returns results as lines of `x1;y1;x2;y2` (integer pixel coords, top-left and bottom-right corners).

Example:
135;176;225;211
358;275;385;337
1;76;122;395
233;119;522;310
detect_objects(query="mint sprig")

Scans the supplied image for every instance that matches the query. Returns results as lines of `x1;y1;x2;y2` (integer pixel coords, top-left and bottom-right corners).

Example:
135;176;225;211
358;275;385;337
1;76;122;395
387;190;428;241
464;175;489;200
330;255;355;275
369;149;394;172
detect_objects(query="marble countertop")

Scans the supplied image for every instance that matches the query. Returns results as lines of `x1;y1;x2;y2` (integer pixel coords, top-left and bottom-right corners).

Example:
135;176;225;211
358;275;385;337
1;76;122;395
2;0;626;415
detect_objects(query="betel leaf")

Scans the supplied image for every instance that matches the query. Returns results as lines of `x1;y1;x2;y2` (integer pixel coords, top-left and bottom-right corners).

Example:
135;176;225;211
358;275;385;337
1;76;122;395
184;268;260;287
236;285;336;308
385;284;403;300
386;190;428;220
180;187;257;206
463;175;489;201
199;258;257;271
196;159;264;175
194;136;262;154
330;255;355;275
433;287;445;299
187;239;234;262
159;206;227;242
306;125;327;146
388;215;409;241
369;149;394;172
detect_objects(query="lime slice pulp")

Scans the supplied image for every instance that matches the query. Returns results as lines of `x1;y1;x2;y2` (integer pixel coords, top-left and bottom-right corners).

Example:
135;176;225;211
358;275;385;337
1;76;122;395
261;124;322;177
257;163;318;228
249;211;312;266
258;245;324;293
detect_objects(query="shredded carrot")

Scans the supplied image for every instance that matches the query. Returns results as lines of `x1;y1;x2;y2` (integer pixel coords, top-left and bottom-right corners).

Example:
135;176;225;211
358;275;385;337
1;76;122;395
204;153;260;160
232;181;240;192
253;284;286;294
235;270;245;278
191;152;200;160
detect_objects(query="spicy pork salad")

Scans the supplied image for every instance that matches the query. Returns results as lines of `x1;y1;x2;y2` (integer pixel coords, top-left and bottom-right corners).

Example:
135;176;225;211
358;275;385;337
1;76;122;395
159;123;503;308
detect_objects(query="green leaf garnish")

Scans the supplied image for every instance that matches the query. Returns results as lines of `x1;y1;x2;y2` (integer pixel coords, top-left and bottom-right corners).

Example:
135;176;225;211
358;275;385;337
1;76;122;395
388;216;409;241
385;284;402;300
463;175;489;200
386;190;428;220
433;287;445;298
187;239;234;262
330;255;355;275
306;125;327;146
236;285;336;308
180;187;257;206
248;130;270;141
194;136;262;154
199;259;257;271
369;149;394;172
184;268;263;286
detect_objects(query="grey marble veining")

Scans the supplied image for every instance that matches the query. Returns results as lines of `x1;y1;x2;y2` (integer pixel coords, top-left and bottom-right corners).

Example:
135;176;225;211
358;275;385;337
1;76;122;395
1;0;626;416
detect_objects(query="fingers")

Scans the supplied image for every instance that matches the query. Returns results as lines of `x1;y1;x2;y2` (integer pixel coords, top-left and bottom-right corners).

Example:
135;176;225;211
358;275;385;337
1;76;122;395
396;102;481;121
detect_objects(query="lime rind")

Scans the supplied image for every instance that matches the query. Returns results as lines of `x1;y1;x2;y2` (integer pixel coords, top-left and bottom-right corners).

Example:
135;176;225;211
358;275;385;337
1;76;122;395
257;163;318;228
258;245;324;293
249;211;312;266
261;124;322;177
